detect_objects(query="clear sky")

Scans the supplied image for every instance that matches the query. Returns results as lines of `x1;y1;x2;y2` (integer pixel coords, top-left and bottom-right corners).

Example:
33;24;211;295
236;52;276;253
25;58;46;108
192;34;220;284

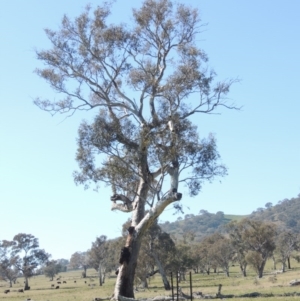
1;0;299;260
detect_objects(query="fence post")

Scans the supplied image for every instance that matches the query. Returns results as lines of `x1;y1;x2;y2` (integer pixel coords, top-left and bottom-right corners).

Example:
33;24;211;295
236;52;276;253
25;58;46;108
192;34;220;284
176;271;179;301
189;271;193;301
171;272;174;301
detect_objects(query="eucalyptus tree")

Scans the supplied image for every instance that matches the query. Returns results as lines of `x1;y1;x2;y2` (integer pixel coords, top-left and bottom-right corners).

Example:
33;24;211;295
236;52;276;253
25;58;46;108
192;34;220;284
226;221;249;277
196;233;224;275
275;230;299;272
87;235;109;286
0;240;19;287
35;0;237;298
69;251;89;277
44;260;62;281
228;219;277;278
142;220;175;290
211;235;235;277
11;233;50;290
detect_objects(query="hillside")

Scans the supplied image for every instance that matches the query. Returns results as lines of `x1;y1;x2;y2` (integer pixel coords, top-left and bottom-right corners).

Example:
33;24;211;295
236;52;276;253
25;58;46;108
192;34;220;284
160;211;248;242
160;194;300;241
249;194;300;231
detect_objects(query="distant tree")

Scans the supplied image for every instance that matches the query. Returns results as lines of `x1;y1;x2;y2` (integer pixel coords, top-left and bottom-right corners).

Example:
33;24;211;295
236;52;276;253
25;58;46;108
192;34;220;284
226;220;248;277
87;235;109;286
275;230;299;272
210;235;234;277
35;0;237;298
215;211;224;219
146;222;176;290
135;242;155;289
265;202;273;209
184;214;194;220
169;243;193;281
56;258;69;272
11;233;50;290
0;240;19;287
182;230;196;244
234;219;277;278
189;242;202;274
196;233;224;275
44;260;62;280
194;242;212;275
69;251;89;277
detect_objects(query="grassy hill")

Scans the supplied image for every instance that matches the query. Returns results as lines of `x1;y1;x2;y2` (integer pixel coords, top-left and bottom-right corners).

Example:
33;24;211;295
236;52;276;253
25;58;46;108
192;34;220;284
160;212;248;242
160;194;300;242
249;195;300;232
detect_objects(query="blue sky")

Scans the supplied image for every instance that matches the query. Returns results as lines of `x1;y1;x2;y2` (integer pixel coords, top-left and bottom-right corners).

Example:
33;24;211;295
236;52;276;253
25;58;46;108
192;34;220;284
1;0;299;260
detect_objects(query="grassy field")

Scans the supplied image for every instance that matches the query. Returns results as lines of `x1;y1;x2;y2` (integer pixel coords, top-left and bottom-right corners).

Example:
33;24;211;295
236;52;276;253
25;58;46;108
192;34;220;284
2;260;300;301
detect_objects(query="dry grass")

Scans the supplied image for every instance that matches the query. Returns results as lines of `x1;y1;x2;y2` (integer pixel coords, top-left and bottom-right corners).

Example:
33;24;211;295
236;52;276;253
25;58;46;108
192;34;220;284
1;260;300;301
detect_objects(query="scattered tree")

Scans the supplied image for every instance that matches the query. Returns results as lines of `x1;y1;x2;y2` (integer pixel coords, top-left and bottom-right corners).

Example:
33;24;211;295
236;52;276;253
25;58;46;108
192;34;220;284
230;219;277;278
0;240;19;287
69;251;89;277
88;235;109;285
226;221;249;277
11;233;50;290
35;0;237;298
56;258;69;272
44;260;62;280
265;202;273;209
210;235;234;277
144;221;175;290
275;230;299;272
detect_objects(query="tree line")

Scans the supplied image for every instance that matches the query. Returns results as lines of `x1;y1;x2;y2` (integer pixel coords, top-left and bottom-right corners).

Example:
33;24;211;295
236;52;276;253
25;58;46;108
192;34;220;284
1;217;299;291
69;218;299;288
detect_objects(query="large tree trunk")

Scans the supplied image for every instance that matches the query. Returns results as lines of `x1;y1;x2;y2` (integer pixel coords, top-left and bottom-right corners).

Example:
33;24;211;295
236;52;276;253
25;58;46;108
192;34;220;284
113;152;181;300
82;267;87;278
114;177;147;300
287;256;291;269
258;261;266;278
99;263;103;286
114;237;142;299
113;192;181;299
24;277;30;290
239;262;247;277
281;259;286;273
272;255;277;270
